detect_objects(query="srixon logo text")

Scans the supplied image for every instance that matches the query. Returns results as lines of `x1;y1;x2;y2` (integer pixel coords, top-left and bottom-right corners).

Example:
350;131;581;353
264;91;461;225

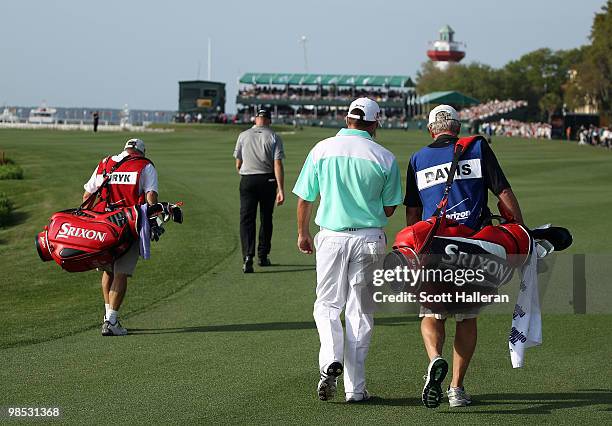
441;243;514;284
57;223;107;242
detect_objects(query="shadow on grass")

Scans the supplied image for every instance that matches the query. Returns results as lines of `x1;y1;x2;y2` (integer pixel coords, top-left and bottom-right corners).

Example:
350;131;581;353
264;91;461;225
330;396;423;407
270;264;316;267
129;315;418;335
446;389;612;415
257;267;316;274
1;210;29;228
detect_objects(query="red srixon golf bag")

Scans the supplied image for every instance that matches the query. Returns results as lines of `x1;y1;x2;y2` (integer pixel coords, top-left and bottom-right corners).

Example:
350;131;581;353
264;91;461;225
35;155;143;273
392;211;532;271
35;207;139;272
35;155;184;273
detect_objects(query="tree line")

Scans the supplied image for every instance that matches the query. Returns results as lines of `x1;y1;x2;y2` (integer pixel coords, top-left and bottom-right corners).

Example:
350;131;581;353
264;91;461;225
416;1;611;123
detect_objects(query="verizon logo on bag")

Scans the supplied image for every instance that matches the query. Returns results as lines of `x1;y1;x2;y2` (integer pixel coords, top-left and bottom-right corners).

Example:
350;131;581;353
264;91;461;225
416;159;482;191
107;172;138;185
57;223;107;242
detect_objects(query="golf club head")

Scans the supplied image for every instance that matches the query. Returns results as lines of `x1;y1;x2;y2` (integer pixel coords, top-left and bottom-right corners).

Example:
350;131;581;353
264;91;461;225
147;203;164;217
146;202;183;224
170;205;183;224
531;226;573;252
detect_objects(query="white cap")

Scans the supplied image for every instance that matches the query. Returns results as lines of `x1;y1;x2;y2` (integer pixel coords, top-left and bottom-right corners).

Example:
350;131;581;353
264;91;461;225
347;97;382;124
428;104;459;126
124;138;146;154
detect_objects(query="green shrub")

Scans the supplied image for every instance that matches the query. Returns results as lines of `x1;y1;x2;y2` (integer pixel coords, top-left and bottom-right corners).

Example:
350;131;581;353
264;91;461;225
0;163;23;180
0;192;13;227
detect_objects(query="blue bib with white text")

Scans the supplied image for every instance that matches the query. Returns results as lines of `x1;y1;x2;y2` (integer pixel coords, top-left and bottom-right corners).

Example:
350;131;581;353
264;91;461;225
410;139;485;229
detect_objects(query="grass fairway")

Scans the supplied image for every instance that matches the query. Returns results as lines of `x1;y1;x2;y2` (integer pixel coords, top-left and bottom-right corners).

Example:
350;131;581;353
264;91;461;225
0;127;611;423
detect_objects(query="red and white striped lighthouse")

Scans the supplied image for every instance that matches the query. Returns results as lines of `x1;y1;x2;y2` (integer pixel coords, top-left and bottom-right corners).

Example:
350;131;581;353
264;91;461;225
427;25;466;70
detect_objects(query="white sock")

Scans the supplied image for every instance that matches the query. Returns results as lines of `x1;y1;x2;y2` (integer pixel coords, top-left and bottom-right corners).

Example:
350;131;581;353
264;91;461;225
107;309;118;325
104;304;111;321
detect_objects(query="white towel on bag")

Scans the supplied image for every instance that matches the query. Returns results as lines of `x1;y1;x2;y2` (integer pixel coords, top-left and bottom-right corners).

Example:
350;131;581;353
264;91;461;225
139;204;151;260
509;241;542;368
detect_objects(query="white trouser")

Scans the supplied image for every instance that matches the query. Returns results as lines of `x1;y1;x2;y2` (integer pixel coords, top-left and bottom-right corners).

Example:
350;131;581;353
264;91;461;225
313;227;386;396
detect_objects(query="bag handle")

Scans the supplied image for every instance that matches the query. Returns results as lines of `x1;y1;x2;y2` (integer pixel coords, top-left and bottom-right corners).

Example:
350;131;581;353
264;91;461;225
79;155;140;211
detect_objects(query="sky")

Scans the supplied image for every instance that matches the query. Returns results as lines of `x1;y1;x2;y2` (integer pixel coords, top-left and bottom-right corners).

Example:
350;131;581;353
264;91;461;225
0;0;605;113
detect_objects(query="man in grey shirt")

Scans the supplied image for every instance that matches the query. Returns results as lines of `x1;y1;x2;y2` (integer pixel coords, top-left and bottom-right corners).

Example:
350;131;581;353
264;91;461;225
233;108;285;273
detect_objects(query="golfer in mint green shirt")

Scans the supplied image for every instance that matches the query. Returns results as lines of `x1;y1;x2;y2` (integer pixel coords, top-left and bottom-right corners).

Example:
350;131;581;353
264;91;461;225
293;98;402;403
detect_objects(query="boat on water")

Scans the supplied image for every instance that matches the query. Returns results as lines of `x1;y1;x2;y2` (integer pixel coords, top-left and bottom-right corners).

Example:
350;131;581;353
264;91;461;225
28;103;57;124
0;107;19;123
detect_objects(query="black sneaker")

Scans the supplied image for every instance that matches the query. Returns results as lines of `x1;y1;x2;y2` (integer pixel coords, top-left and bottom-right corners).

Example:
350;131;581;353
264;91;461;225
421;356;448;408
243;256;254;273
258;256;272;267
317;361;343;401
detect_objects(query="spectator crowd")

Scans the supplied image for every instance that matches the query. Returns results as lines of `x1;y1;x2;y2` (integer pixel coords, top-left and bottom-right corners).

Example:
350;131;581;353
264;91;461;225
480;119;552;139
478;120;612;148
174;112;233;124
459;99;528;121
577;125;612;147
238;85;407;104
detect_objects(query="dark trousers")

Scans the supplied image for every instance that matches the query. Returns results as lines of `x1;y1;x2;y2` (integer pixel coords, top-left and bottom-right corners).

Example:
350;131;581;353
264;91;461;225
239;174;277;259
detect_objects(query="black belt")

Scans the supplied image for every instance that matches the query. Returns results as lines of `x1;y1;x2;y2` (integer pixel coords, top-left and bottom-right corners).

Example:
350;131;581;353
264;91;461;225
321;227;381;232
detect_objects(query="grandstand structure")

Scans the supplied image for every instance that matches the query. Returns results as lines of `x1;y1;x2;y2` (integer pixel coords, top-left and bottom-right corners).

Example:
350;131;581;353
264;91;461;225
419;91;479;109
178;80;226;122
236;72;416;127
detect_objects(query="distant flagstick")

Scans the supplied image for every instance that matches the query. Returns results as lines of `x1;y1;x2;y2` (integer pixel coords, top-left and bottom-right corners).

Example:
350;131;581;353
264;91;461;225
196;38;212;81
299;36;308;72
208;37;212;80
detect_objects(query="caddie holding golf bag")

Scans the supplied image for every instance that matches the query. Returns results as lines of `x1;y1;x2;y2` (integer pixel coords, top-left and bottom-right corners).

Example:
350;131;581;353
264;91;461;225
78;138;155;335
394;105;571;408
36;137;183;337
404;105;525;409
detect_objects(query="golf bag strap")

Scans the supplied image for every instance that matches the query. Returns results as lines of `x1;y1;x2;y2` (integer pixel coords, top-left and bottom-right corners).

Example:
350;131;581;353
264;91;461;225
420;135;480;254
79;155;149;211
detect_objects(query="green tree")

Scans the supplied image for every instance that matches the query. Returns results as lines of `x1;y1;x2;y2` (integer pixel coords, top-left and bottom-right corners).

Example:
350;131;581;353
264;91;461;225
566;1;612;120
416;47;577;121
455;62;503;101
415;5;612;123
415;61;455;95
415;61;502;102
500;48;569;119
539;92;563;120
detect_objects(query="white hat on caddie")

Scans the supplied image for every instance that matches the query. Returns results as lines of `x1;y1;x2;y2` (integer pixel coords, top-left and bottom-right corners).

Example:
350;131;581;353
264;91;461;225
347;97;383;124
428;104;459;126
124;138;146;154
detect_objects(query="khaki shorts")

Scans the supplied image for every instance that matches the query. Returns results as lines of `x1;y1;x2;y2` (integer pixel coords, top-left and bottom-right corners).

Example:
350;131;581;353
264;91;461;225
99;242;139;276
419;306;480;322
